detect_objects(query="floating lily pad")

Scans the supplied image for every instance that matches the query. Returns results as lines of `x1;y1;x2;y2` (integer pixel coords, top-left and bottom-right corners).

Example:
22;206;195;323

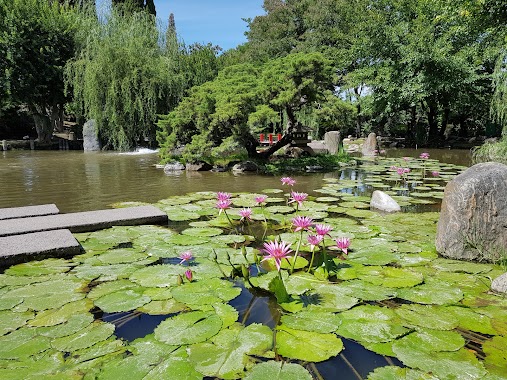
88;279;139;300
0;328;51;359
337;319;409;343
171;278;241;306
5;258;73;277
181;227;223;237
367;366;438;379
130;265;180;288
28;298;93;327
188;323;272;379
245;361;312;380
154;311;222;345
95;249;153;265
95;289;151;313
397;279;464;305
276;325;343;362
0;310;34;335
395;304;459;330
357;266;424;288
281;311;342;333
165;234;209;245
483;335;507;377
36;313;94;338
395;328;465;352
51;321;115;352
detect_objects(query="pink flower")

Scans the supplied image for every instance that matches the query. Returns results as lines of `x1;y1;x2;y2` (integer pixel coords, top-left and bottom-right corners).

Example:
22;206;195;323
289;191;308;206
403;168;411;174
292;215;313;232
216;199;232;214
216;192;232;201
396;167;405;176
261;240;293;271
281;177;296;186
239;208;252;221
254;195;268;205
178;251;194;264
184;269;193;282
419;152;430;159
390;165;398;171
335;237;351;255
315;224;332;237
432;171;440;177
307;234;323;250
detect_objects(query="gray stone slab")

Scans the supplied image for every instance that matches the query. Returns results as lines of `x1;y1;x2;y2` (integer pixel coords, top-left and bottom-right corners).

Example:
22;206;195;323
0;204;60;220
0;229;82;266
0;205;168;237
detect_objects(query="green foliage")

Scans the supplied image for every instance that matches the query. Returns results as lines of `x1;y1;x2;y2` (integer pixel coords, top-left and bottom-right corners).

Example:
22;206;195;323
473;139;507;164
0;0;79;141
65;9;181;150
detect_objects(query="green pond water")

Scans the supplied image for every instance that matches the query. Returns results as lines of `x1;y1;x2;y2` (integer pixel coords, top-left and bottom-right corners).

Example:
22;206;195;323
1;148;506;379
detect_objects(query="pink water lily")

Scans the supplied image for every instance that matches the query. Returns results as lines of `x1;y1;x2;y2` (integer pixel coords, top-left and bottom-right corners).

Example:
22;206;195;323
216;199;232;214
239;208;252;221
335;237;351;255
307;234;323;250
315;224;332;237
402;156;411;161
216;192;232;201
292;215;313;232
281;177;296;186
178;251;194;264
419;152;430;159
289;191;308;206
396;167;405;176
432;171;440;177
390;165;398;171
261;240;293;271
403;168;411;174
184;269;193;282
254;195;268;205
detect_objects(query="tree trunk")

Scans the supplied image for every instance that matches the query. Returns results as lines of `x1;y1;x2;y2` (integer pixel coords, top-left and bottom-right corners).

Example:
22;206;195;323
458;115;468;138
439;107;450;138
354;87;361;137
49;104;64;133
244;132;293;159
406;105;417;141
33;114;52;143
427;103;439;143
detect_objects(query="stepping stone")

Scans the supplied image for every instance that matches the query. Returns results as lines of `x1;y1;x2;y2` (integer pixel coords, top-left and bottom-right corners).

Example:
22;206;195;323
0;204;60;220
0;229;81;266
0;205;168;237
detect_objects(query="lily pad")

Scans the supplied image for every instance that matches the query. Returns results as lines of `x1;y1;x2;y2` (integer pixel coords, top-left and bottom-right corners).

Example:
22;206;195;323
188;323;272;379
276;325;343;362
181;227;224;237
28;298;93;327
280;311;342;333
396;279;464;305
394;328;465;352
51;321;115;352
171;278;241;305
337;319;409;344
483;335;507;377
245;361;312;380
0;328;51;359
0;310;34;335
395;304;459;330
94;289;151;313
154;311;222;345
367;366;439;380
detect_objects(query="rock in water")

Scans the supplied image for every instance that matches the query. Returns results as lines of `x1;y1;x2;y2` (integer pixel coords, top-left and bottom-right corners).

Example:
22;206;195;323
436;162;507;262
492;273;507;294
370;190;401;212
361;132;377;156
324;131;341;155
83;119;101;151
163;161;185;172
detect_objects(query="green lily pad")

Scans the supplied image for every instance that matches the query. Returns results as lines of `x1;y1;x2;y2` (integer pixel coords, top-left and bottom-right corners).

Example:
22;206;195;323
88;279;139;300
483;335;507;377
37;313;94;338
395;328;465;352
181;227;224;237
28;298;93;327
51;321;115;352
337;319;409;344
280;311;342;333
276;325;343;362
5;258;73;276
446;306;498;335
0;310;34;335
0;351;81;379
94;289;151;313
73;263;140;281
95;249;153;265
397;279;464;305
137;299;187;315
357;266;424;288
154;311;222;345
67;338;126;364
171;278;241;305
395;304;459;330
367;366;438;379
130;265;180;288
245;361;312;380
165;234;209;245
392;345;487;380
188;323;272;379
0;328;51;359
335;280;398;301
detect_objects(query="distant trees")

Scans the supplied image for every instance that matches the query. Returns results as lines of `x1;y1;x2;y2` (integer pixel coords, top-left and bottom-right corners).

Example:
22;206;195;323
157;52;334;161
112;0;156;16
0;0;79;142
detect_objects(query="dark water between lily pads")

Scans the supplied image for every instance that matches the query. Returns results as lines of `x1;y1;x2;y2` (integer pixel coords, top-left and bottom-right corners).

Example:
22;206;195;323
0;148;479;379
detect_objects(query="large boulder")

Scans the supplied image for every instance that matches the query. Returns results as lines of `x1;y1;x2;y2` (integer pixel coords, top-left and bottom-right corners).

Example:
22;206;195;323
435;162;507;262
370;190;401;212
232;161;259;173
82;119;101;151
186;161;212;171
492;273;507;294
324;131;341;155
163;161;185;173
361;132;378;156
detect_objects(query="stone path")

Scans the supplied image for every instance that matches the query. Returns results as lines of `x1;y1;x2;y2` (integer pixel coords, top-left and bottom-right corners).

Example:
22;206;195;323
0;204;168;266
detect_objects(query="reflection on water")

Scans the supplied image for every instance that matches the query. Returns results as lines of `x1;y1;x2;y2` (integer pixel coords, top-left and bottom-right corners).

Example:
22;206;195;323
0;149;471;213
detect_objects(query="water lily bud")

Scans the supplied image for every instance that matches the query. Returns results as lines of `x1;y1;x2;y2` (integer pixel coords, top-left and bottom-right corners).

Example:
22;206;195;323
241;264;250;280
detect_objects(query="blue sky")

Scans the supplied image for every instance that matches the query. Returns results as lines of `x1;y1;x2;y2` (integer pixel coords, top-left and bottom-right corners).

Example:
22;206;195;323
97;1;265;51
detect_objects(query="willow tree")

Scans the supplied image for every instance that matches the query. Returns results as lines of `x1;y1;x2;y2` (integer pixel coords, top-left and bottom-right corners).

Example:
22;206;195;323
65;10;178;150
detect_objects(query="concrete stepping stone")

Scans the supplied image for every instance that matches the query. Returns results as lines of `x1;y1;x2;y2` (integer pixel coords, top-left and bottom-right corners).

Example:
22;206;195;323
0;205;168;237
0;229;81;266
0;204;60;220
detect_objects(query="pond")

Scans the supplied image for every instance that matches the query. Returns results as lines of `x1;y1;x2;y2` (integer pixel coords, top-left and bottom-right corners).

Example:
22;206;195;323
2;148;506;380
